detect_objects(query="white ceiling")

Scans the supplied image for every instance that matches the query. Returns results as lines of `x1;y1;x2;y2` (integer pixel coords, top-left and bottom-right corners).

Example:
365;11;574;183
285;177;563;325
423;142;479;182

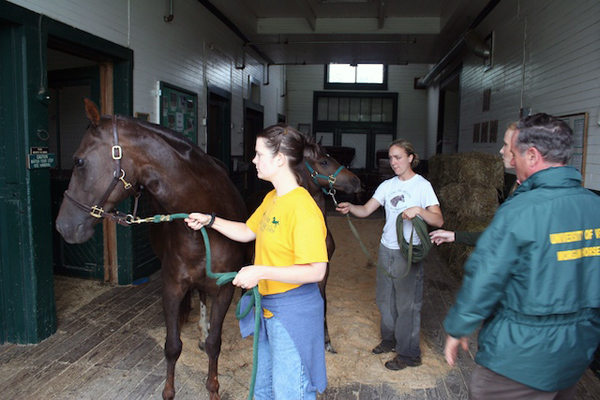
203;0;497;65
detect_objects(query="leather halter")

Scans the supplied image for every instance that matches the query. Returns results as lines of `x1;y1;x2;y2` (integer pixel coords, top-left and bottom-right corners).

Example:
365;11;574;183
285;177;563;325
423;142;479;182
63;115;140;226
304;160;345;200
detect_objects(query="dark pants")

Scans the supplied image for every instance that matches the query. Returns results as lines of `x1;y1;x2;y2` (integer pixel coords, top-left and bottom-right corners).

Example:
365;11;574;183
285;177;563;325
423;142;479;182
376;244;423;359
469;364;578;400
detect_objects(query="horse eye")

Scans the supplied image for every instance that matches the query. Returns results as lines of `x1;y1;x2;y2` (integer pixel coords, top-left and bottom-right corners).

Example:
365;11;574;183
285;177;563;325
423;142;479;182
73;157;85;168
320;159;329;167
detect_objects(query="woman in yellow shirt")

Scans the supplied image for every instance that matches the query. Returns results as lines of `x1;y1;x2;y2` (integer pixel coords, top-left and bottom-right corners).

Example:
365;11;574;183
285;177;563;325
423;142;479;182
186;124;328;399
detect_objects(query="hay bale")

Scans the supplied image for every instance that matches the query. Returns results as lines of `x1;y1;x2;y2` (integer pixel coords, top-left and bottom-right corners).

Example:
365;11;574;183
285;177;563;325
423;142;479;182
457;185;499;220
440;211;459;231
438;183;498;220
430;151;504;278
447;243;474;278
443;217;493;278
428;154;461;190
457;152;504;190
439;183;466;215
429;152;503;191
460;217;493;233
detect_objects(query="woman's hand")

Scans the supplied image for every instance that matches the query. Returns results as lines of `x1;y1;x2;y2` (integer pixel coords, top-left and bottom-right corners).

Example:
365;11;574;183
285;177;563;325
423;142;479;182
232;265;263;289
403;204;444;228
335;202;352;215
429;229;456;245
401;206;421;220
185;212;211;230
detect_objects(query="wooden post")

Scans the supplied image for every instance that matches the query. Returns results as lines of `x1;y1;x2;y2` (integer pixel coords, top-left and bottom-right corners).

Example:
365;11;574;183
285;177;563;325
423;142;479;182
99;62;118;285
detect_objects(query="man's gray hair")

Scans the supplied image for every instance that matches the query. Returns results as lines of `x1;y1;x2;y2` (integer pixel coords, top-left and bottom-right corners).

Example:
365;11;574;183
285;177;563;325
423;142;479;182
514;113;573;164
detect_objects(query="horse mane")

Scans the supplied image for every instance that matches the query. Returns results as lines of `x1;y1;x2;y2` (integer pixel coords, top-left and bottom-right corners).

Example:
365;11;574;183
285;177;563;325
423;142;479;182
113;115;214;165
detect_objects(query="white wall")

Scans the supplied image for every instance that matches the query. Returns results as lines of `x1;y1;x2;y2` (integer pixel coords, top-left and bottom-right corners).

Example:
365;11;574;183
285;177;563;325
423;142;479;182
24;0;597;186
285;64;434;158
449;0;600;189
9;0;285;156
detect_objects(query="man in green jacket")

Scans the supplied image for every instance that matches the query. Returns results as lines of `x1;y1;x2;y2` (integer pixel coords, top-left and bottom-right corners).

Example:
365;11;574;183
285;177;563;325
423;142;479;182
444;113;600;399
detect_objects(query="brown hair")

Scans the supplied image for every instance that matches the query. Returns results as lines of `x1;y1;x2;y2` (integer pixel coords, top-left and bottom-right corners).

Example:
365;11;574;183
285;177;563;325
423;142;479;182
257;123;320;184
389;139;419;169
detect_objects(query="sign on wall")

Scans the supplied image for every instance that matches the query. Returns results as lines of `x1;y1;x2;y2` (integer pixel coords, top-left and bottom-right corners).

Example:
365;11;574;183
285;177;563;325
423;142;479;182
159;82;198;144
27;147;56;169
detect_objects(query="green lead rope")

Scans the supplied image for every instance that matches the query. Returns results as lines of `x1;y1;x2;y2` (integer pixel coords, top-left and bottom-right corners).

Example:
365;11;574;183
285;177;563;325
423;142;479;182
150;213;260;400
346;213;432;279
396;214;433;266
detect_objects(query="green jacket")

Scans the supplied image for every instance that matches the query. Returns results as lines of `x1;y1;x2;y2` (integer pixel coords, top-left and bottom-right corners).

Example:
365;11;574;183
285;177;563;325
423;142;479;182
455;231;481;247
444;166;600;391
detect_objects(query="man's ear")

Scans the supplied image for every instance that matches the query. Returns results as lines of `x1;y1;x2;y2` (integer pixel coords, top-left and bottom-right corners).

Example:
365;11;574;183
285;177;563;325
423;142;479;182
528;146;542;167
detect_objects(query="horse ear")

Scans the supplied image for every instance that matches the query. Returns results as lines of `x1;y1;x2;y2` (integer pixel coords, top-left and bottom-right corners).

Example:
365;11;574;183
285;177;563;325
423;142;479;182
84;98;101;127
317;136;323;145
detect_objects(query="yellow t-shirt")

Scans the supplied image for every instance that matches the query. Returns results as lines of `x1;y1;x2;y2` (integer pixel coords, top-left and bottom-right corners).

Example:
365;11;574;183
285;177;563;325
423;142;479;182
247;187;328;297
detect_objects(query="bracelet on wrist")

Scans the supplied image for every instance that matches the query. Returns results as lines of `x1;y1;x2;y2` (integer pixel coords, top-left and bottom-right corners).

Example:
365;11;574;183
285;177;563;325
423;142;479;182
206;212;216;228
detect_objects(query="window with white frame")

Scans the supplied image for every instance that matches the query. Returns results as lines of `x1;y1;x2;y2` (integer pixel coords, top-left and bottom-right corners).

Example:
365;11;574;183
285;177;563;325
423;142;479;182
325;64;387;90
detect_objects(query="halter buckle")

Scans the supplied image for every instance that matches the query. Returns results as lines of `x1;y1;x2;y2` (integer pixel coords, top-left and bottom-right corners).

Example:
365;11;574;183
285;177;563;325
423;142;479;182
90;205;104;218
118;169;132;190
112;145;123;160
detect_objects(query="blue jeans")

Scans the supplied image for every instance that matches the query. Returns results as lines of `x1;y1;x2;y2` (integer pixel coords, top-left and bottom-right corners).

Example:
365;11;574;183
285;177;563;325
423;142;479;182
376;243;424;359
254;316;316;400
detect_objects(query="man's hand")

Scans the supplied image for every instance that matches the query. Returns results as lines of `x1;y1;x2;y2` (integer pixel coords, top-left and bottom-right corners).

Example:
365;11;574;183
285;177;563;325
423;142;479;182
444;335;469;367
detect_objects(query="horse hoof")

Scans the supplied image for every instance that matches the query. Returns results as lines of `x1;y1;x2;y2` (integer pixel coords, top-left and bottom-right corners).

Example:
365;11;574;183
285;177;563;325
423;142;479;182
162;388;175;400
198;338;205;351
325;342;337;354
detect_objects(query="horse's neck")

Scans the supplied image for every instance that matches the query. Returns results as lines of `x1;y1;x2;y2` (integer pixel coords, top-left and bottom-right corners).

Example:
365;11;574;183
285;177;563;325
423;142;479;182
300;169;327;215
130;131;218;209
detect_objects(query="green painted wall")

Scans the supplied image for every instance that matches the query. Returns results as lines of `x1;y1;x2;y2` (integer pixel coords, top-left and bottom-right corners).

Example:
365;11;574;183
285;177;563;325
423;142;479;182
0;19;56;343
0;1;135;344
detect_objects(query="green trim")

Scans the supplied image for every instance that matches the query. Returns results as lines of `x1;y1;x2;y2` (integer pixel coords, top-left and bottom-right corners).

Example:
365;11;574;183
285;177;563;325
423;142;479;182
0;20;57;344
0;0;134;343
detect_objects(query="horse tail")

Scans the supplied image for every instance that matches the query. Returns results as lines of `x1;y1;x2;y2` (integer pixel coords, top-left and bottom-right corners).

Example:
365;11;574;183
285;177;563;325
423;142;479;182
179;289;193;327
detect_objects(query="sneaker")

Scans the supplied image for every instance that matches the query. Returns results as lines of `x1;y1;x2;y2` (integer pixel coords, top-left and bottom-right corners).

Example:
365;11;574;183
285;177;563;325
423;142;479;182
384;355;422;371
371;341;396;354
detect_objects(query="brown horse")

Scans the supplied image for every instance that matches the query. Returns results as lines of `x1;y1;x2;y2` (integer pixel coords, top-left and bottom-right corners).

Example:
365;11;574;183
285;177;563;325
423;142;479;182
245;137;362;353
55;99;247;400
301;143;362;353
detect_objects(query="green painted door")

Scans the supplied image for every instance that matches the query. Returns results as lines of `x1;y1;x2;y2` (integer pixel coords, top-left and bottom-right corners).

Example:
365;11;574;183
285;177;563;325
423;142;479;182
0;21;56;344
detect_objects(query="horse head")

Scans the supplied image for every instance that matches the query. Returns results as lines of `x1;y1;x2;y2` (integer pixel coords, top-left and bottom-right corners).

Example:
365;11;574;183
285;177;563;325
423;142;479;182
303;143;362;198
55;99;141;244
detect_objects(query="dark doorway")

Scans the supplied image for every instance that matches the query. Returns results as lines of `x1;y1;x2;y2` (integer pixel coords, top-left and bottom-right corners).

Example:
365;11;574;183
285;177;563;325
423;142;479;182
207;87;231;169
242;102;265;197
48;53;104;280
437;67;461;154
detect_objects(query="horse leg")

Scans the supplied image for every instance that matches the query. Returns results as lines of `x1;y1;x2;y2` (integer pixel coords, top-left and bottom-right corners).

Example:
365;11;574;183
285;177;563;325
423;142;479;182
162;284;186;400
322;232;337;353
204;285;235;400
197;291;209;351
319;267;336;354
